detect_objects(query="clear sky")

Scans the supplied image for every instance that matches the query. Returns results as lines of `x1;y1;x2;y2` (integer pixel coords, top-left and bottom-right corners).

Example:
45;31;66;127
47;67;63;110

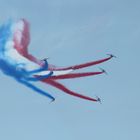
0;0;140;140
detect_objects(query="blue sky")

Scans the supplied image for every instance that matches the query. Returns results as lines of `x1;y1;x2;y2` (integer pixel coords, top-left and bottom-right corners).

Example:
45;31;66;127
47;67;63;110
0;0;140;140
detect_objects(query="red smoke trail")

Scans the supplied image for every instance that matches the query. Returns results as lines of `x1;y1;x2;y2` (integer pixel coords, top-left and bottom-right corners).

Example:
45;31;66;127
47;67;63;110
42;79;98;102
